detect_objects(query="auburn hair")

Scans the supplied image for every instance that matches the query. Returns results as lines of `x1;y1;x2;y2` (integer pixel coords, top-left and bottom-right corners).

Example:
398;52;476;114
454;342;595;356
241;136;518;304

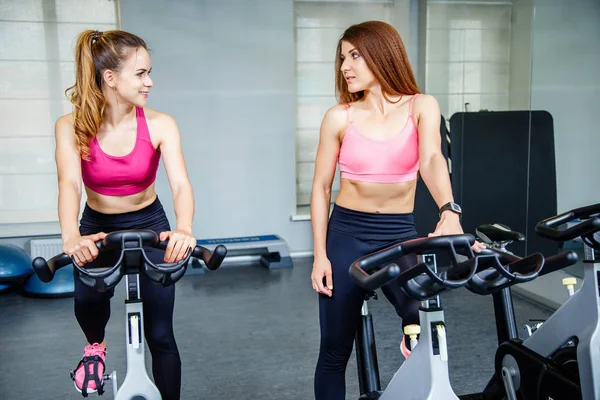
65;30;147;160
335;21;420;104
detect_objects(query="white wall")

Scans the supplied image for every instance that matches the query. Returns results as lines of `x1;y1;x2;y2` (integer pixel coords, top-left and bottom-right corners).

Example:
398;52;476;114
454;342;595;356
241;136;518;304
12;0;596;255
530;0;600;212
508;0;533;110
120;0;314;252
424;2;513;117
0;0;116;239
0;0;421;253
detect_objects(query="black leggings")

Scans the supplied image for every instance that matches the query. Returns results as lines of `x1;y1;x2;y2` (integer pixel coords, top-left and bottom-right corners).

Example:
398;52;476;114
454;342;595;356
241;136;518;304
314;204;421;400
75;197;181;400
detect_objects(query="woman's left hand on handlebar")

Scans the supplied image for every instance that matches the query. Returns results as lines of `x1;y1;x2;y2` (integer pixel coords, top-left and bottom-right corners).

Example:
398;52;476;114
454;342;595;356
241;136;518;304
160;229;197;262
429;212;486;252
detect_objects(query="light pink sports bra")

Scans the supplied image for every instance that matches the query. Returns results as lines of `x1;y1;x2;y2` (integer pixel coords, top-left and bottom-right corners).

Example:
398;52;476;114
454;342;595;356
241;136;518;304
81;107;161;196
338;94;420;183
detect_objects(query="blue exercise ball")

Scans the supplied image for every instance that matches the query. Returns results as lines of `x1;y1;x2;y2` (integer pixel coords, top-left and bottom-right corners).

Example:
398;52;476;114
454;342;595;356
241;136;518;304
0;244;33;284
23;263;74;298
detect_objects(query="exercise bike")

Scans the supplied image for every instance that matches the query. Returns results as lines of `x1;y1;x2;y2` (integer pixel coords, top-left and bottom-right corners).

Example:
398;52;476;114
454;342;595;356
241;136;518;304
352;224;535;399
459;222;579;400
349;233;548;399
472;203;600;400
473;223;578;340
31;229;227;399
470;222;579;345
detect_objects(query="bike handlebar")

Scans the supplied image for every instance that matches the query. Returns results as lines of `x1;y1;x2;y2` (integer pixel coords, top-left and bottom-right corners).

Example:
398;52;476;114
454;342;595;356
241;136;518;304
31;230;227;286
538;249;579;277
348;231;574;299
349;234;477;295
535;203;600;241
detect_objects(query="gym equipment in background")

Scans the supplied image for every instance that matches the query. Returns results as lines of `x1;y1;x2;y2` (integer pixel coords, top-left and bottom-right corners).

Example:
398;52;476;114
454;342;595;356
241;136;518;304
449;110;558;258
0;243;33;294
187;234;291;275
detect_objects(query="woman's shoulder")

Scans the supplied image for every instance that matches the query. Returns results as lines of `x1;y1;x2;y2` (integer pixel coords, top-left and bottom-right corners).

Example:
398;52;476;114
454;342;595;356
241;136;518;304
141;107;181;143
55;112;74;125
325;103;350;118
53;113;81;150
322;103;351;134
54;112;74;136
141;107;176;125
411;93;441;127
141;107;180;136
412;93;438;109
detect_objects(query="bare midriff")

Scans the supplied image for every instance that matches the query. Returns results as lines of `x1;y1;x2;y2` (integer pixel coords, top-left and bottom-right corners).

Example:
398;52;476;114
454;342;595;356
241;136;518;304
84;184;157;214
335;178;417;214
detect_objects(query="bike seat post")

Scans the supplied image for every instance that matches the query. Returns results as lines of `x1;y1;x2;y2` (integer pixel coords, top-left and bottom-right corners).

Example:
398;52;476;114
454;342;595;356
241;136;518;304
495;240;510;254
126;274;141;306
124;246;143;351
117;262;162;399
361;291;377;316
125;273;143;351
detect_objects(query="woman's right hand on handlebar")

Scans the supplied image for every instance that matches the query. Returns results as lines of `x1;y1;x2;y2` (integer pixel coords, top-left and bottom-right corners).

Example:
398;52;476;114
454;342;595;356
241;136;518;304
311;256;333;297
62;232;107;266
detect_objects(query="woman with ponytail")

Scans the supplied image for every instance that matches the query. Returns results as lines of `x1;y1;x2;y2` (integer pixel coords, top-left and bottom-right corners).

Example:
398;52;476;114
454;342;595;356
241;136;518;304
55;29;194;400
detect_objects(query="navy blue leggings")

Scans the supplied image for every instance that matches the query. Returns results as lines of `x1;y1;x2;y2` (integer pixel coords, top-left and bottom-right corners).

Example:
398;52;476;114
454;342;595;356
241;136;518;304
75;197;181;400
314;204;421;400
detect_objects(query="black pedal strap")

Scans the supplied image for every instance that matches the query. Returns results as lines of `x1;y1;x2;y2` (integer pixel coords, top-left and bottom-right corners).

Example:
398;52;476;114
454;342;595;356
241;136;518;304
71;355;106;397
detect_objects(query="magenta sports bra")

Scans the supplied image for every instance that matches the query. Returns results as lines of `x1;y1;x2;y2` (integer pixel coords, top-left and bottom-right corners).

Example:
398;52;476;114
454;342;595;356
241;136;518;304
338;94;420;183
81;107;161;196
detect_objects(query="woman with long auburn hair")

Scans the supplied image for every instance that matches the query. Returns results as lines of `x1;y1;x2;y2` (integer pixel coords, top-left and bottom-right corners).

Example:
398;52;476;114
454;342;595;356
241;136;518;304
55;29;195;399
309;21;483;399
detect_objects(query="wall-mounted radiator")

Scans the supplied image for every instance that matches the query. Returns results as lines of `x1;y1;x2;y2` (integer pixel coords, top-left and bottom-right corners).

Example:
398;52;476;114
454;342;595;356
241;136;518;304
29;238;63;259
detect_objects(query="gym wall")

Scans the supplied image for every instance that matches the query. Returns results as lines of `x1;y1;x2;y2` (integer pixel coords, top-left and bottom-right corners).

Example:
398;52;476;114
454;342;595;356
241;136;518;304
508;0;534;111
1;0;597;256
119;0;316;252
530;0;600;213
0;0;420;253
118;0;419;253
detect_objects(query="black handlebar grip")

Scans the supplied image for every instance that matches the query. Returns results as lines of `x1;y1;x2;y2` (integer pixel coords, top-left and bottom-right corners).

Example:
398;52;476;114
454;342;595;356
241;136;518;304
571;203;600;219
539;250;578;277
400;234;475;256
154;241;227;271
507;253;544;276
354;243;406;272
535;204;600;241
32;257;53;282
350;262;402;292
193;245;227;271
31;253;73;283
